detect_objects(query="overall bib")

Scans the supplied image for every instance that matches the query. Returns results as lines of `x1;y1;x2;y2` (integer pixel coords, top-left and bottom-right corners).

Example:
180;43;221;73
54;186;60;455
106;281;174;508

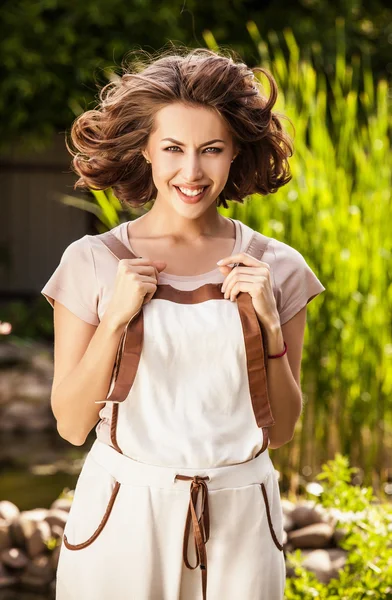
55;229;286;600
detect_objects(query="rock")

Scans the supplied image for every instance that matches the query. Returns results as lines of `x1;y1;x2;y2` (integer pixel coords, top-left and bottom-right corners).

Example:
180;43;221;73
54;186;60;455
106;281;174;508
50;525;65;542
19;571;51;592
283;512;295;532
0;341;55;434
0;502;19;523
27;521;52;559
283;541;295;553
0;373;14;407
49;577;57;595
0;341;58;434
21;509;49;523
9;515;25;548
18;517;52;558
44;509;68;530
0;401;53;433
0;519;12;552
333;526;348;546
50;545;61;571
288;522;334;549
300;548;333;584
327;547;348;578
0;343;30;368
281;498;296;516
0;560;18;589
8;371;51;403
30;350;55;379
1;547;28;570
290;500;329;528
321;507;338;529
24;554;54;581
298;547;348;584
8;519;25;548
285;563;296;578
50;498;72;513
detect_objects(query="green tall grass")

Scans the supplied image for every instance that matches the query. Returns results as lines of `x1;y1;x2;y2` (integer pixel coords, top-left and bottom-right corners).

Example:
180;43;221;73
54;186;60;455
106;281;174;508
205;20;392;495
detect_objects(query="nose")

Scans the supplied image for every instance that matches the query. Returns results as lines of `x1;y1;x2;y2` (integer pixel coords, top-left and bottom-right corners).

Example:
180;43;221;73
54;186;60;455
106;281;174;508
180;153;204;182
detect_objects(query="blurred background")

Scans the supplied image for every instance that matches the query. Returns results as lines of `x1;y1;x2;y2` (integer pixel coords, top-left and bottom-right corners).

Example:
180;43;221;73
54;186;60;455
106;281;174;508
0;0;391;597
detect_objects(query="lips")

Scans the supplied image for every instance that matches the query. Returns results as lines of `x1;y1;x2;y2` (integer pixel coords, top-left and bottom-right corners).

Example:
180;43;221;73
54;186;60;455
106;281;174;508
174;185;210;204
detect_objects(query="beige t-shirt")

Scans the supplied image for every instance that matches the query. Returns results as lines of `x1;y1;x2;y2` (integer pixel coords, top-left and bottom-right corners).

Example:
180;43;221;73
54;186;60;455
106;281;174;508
42;217;326;327
42;217;325;453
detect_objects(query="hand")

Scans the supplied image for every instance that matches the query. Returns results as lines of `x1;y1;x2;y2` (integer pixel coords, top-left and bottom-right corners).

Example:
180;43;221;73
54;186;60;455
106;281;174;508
217;253;280;328
105;258;167;329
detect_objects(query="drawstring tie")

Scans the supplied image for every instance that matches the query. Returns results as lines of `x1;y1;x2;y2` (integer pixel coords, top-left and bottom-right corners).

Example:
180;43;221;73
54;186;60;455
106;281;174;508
174;474;210;600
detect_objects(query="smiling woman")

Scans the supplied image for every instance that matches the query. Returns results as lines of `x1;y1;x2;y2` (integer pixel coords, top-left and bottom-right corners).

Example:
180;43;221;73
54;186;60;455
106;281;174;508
41;46;325;600
67;46;293;209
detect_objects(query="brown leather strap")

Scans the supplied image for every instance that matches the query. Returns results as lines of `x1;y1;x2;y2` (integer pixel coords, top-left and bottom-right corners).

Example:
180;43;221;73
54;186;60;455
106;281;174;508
236;291;274;428
95;230;143;404
242;230;270;264
96;230;138;260
237;231;275;440
105;309;144;403
175;474;210;600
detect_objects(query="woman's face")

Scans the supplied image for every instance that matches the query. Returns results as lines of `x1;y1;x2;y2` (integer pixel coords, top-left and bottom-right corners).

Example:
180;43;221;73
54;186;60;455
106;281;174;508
142;102;237;217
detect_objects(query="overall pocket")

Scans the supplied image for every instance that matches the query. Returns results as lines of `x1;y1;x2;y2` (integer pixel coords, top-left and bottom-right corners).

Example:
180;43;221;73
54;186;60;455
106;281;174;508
63;453;121;551
260;469;284;552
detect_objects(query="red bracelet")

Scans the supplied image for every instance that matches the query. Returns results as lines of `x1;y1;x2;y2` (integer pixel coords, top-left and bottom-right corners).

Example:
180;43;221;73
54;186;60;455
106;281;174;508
268;340;287;359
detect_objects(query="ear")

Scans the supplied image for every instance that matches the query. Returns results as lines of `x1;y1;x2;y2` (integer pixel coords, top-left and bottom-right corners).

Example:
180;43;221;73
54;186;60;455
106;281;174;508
141;150;150;162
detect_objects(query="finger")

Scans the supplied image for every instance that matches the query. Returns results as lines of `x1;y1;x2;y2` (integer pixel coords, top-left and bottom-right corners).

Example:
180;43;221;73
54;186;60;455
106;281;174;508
221;267;264;294
121;264;158;277
121;257;166;268
137;274;161;285
218;253;268;268
141;282;160;304
121;258;166;279
226;281;255;301
224;274;264;298
144;259;167;277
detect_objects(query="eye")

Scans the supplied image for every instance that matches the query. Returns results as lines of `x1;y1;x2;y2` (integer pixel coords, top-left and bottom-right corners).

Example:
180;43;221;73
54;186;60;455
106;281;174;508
204;147;222;154
164;146;222;154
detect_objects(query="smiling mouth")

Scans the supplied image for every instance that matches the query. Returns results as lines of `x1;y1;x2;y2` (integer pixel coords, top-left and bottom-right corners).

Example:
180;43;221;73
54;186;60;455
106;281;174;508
174;185;210;203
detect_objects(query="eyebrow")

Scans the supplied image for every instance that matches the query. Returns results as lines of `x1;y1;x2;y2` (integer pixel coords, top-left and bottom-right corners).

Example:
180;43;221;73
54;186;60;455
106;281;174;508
161;138;226;148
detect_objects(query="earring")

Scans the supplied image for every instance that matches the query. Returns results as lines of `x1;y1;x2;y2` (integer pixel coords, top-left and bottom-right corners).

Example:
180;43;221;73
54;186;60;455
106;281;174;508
145;159;151;164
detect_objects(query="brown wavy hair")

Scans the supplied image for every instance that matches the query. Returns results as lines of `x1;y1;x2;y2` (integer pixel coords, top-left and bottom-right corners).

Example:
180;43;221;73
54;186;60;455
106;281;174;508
67;45;294;209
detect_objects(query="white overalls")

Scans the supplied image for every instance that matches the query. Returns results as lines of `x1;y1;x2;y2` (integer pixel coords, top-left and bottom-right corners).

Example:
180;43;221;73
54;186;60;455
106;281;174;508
55;228;286;600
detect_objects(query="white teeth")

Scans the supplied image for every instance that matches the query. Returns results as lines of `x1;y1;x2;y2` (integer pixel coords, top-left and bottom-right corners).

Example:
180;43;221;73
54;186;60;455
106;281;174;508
178;186;205;196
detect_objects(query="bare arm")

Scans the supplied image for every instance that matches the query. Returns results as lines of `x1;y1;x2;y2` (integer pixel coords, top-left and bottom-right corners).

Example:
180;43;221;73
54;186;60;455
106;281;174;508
51;301;127;446
267;304;306;449
48;255;166;446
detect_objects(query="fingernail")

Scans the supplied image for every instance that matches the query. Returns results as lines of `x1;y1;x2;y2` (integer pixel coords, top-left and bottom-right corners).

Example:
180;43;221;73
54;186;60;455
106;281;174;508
216;260;223;265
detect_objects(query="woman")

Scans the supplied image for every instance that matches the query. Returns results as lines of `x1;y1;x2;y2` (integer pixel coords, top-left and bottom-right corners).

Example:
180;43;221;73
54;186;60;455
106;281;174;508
42;47;326;600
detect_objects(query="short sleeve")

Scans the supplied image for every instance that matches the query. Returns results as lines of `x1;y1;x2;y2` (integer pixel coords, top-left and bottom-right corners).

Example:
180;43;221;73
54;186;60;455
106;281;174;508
271;239;326;325
41;235;100;326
